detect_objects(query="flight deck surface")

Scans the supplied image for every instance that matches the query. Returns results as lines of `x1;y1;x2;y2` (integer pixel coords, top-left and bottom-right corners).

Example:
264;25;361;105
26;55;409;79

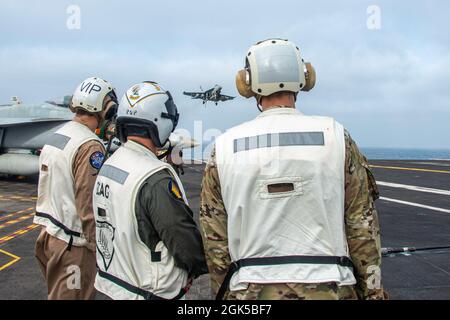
1;160;449;300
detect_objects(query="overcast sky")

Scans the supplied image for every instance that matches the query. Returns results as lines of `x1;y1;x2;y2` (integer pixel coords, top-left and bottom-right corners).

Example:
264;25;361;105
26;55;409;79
1;0;449;149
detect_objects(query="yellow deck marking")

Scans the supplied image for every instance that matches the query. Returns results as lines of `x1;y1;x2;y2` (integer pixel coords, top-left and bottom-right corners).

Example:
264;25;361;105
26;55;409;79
0;213;35;230
0;207;35;222
0;236;14;242
0;224;39;245
370;165;450;174
0;195;37;202
0;249;21;271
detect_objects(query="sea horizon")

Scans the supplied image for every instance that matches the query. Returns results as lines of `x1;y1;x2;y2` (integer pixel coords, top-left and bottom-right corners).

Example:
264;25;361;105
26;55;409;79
360;147;450;160
184;146;450;162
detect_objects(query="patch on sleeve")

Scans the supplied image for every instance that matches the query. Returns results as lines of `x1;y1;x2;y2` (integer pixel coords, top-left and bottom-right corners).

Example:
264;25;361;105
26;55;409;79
168;179;183;200
89;151;105;170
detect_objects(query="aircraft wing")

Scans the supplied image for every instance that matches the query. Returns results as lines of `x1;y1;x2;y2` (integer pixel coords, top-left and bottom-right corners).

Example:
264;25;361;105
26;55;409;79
0;119;70;150
0;103;72;125
0;103;73;150
217;94;235;102
183;91;206;99
0;117;71;127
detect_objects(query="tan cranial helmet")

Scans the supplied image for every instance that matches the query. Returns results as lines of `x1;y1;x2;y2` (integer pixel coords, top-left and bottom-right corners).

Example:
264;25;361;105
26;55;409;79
235;38;316;99
71;76;118;114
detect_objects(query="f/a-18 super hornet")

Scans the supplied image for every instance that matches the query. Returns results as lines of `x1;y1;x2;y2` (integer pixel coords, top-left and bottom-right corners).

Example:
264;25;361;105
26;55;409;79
183;85;235;106
0;97;73;176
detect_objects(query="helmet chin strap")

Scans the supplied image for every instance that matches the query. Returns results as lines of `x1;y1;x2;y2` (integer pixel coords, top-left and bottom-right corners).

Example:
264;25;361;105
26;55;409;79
157;140;173;160
256;95;263;112
256;102;263;112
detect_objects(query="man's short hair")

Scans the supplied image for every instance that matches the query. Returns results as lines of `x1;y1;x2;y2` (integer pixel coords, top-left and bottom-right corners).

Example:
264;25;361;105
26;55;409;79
268;91;296;98
75;108;96;117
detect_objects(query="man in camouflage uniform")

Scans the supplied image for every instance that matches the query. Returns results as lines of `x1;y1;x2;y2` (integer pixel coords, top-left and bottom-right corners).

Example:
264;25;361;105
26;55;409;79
199;39;386;300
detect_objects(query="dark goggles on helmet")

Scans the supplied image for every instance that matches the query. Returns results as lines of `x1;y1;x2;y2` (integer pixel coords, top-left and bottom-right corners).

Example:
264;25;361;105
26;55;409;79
107;89;118;104
104;90;119;121
161;91;179;128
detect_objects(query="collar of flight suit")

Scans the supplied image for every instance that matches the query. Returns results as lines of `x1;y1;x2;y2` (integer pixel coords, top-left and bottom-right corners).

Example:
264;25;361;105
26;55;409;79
124;140;158;159
71;119;96;133
256;106;303;119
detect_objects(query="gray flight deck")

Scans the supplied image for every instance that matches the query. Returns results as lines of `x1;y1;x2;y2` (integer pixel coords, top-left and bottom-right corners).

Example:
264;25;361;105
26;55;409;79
0;160;449;300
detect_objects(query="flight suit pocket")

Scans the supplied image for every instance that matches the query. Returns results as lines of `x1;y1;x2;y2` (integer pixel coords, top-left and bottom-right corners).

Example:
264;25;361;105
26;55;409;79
36;160;50;206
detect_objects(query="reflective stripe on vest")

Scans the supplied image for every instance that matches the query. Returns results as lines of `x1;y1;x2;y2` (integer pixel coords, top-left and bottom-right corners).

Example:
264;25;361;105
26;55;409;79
233;131;325;153
46;133;71;150
98;164;129;185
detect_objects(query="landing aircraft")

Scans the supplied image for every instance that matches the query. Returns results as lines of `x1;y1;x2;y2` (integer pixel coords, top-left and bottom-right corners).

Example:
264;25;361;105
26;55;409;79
183;85;235;106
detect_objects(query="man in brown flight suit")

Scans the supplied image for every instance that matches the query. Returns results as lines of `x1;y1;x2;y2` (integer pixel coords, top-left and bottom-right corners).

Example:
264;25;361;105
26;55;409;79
34;77;118;299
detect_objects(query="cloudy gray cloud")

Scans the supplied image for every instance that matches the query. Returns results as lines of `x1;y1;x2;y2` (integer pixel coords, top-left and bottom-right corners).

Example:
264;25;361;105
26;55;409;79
1;0;449;149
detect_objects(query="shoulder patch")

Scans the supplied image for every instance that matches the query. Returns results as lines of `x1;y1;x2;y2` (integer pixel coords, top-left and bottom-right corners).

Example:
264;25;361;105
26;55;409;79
168;179;183;200
90;151;105;170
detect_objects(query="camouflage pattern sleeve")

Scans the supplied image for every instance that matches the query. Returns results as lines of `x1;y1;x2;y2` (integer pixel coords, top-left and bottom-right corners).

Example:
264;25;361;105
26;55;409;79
344;130;386;300
199;146;231;296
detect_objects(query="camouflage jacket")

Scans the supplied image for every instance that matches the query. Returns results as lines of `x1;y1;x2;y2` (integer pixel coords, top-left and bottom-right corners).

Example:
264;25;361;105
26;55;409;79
199;129;386;300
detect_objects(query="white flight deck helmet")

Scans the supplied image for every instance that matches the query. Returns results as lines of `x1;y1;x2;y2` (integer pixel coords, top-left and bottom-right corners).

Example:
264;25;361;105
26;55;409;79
71;76;118;118
235;38;316;102
116;81;179;148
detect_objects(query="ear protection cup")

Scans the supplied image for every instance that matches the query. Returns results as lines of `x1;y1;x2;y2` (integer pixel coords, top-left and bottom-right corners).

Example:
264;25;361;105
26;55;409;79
301;62;316;92
235;69;255;98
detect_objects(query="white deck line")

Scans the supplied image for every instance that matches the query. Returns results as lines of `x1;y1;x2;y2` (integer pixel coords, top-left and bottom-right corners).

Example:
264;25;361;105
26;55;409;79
377;181;450;196
379;197;450;214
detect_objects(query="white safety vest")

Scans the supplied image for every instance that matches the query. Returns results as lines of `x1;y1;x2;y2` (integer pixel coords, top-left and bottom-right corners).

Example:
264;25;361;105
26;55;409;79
215;108;356;291
34;121;102;247
93;140;189;300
